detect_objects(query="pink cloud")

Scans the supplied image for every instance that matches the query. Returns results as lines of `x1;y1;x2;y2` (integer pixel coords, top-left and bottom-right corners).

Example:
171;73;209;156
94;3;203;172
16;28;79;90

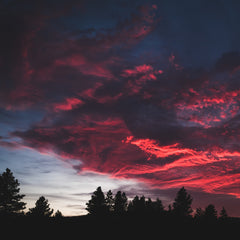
53;97;84;112
55;55;114;79
123;136;240;197
122;64;163;95
173;84;240;128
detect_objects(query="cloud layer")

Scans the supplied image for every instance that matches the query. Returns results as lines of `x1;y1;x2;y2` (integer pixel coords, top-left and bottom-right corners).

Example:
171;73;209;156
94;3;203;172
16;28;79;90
2;1;240;206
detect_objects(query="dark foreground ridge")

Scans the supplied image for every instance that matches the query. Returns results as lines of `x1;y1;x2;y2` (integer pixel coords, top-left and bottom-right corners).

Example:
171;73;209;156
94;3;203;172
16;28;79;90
2;214;240;238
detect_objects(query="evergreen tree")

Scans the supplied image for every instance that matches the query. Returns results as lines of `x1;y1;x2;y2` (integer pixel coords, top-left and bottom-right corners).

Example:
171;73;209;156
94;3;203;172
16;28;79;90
129;195;140;214
0;168;26;215
54;210;63;218
146;198;154;214
132;195;140;208
139;195;146;213
28;196;53;217
114;191;128;214
194;207;204;221
173;187;193;217
105;190;114;213
154;198;164;213
127;200;134;213
86;186;107;215
204;204;217;222
219;207;228;220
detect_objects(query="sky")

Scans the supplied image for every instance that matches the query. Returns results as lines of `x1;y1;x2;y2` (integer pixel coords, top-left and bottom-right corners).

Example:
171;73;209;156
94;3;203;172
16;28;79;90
1;0;240;216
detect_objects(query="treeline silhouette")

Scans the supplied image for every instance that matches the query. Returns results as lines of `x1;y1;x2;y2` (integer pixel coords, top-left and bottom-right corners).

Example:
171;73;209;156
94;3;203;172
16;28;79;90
0;168;228;221
85;186;228;223
1;168;240;237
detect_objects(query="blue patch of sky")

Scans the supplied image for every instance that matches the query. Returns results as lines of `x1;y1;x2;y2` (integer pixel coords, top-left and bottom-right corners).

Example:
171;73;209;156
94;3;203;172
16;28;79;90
0;108;44;138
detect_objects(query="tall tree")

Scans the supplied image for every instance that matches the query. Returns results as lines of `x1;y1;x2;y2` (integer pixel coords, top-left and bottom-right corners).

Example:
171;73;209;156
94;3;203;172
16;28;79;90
139;196;146;213
28;196;53;217
132;195;140;212
54;210;63;218
114;191;128;214
173;187;193;217
128;195;141;214
146;198;154;214
194;207;205;223
154;198;164;213
0;168;26;215
105;190;114;213
204;204;217;222
219;207;228;220
86;186;107;215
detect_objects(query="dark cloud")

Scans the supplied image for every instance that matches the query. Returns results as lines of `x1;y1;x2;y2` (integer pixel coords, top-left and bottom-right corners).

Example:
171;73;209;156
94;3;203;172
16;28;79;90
10;46;240;200
0;1;159;110
215;51;240;73
2;0;240;213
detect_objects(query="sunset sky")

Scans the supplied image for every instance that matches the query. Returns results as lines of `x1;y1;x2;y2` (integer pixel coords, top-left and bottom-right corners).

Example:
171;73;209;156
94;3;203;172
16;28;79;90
2;0;240;216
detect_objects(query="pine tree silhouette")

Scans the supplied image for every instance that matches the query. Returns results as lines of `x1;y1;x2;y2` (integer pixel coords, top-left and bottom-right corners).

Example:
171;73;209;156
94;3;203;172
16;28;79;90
154;198;164;214
105;190;114;213
86;186;107;215
54;210;63;218
114;191;127;214
204;204;217;222
0;168;26;216
173;187;193;218
146;198;154;214
219;207;228;220
28;196;53;217
128;195;140;214
194;207;204;221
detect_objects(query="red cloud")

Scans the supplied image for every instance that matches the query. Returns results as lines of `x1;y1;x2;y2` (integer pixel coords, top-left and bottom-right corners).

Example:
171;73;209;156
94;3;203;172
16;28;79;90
124;137;195;159
53;97;84;112
12;110;240;200
122;64;163;95
3;86;42;111
174;84;240;128
121;135;240;198
0;3;158;111
123;136;240;197
55;55;114;79
13;116;146;174
122;64;154;76
113;4;159;44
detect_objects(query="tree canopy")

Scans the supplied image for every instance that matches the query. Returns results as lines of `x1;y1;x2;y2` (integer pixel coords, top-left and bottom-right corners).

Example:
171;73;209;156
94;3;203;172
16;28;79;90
86;186;107;215
0;168;26;215
28;196;53;217
172;187;193;217
204;204;218;222
113;191;128;214
0;168;233;225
